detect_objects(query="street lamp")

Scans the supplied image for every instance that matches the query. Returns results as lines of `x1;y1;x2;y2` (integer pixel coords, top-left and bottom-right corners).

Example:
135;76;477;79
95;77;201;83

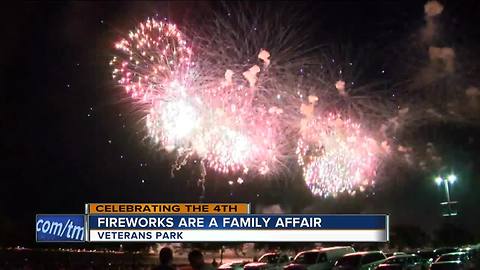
447;174;457;183
434;173;458;217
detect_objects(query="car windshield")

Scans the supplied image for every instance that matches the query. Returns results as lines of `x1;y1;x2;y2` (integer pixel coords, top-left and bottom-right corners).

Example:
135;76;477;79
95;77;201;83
437;254;465;262
294;252;320;264
259;254;279;264
335;255;361;267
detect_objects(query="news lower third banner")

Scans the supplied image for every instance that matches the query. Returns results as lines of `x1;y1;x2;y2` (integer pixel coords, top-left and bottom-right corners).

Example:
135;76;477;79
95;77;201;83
36;204;389;243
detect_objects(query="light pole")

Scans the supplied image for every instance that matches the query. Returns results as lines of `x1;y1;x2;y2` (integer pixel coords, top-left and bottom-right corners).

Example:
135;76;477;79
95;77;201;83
434;174;458;217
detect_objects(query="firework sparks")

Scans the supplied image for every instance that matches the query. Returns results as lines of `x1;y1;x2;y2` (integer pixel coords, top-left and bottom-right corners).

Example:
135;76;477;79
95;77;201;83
297;113;382;197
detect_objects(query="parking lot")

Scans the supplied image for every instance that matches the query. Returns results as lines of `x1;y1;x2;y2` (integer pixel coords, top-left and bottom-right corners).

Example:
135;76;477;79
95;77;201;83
1;244;479;270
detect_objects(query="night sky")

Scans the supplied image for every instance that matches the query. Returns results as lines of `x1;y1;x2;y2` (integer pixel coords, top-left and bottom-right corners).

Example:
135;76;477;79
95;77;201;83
1;1;480;245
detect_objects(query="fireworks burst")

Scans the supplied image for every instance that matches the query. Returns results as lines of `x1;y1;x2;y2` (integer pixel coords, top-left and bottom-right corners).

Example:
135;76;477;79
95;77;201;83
111;15;296;180
297;112;384;197
110;19;193;103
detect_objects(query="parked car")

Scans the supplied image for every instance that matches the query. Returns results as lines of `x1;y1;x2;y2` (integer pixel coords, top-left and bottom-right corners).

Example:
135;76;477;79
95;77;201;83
435;252;470;263
218;261;250;270
430;252;474;270
332;251;386;270
432;248;459;259
284;247;355;270
375;254;423;270
244;253;291;270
